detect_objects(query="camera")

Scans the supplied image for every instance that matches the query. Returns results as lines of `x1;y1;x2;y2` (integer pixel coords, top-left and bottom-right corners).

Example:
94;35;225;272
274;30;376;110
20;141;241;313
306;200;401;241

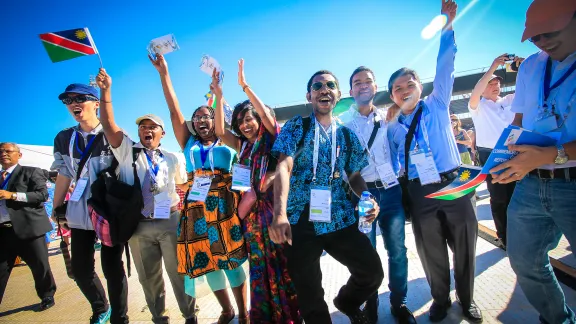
506;54;516;61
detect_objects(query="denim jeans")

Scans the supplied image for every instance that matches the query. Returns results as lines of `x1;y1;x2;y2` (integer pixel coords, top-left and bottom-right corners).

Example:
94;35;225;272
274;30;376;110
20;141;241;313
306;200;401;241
507;175;576;324
367;185;408;307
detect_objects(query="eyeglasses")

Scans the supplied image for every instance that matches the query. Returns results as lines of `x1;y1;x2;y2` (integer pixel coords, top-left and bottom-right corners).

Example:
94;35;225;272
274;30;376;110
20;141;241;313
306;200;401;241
62;95;99;105
529;31;561;43
0;149;18;154
311;81;338;92
138;125;162;131
192;115;213;123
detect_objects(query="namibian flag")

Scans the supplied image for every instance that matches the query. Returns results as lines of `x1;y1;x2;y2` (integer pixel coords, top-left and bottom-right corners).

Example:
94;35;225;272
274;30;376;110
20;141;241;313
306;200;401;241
425;166;487;200
205;91;216;108
39;28;98;63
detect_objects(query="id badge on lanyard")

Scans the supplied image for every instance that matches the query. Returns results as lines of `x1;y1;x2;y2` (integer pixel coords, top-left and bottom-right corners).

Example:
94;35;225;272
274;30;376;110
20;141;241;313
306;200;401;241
68;131;95;201
410;149;441;185
153;191;171;219
376;163;399;188
187;176;212;202
309;119;337;222
231;140;257;192
309;186;331;222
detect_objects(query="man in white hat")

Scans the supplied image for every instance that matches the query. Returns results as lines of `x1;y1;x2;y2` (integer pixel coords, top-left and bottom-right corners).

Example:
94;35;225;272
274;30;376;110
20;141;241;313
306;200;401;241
95;68;198;324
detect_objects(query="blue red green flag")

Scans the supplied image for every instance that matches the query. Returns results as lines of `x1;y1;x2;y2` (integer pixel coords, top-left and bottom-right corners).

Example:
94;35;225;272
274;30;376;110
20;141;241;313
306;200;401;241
425;166;487;200
39;28;98;63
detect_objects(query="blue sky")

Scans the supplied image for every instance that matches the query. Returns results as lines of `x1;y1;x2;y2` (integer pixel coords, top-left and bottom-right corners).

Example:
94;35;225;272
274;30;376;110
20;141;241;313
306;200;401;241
2;0;534;152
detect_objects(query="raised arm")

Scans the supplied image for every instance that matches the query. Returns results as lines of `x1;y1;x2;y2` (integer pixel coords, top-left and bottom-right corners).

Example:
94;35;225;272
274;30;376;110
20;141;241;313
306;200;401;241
469;54;508;110
428;0;458;109
270;153;293;244
149;54;190;150
96;68;123;149
211;68;241;150
238;59;277;135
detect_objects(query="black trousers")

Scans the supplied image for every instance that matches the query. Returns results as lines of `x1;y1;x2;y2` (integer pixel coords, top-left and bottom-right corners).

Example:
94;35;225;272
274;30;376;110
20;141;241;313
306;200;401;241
284;208;384;323
71;228;128;324
407;181;478;307
0;226;56;304
478;147;516;244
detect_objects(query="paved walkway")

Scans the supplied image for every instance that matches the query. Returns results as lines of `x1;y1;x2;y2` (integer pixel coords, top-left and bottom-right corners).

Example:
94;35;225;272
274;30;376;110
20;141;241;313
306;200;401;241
1;184;575;323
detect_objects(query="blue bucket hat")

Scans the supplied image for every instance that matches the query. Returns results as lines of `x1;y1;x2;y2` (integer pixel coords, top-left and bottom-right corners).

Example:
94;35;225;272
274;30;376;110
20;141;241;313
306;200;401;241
58;83;99;100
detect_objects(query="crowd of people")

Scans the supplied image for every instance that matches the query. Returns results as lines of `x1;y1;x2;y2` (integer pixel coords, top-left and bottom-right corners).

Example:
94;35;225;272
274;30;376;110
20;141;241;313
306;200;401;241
1;0;576;323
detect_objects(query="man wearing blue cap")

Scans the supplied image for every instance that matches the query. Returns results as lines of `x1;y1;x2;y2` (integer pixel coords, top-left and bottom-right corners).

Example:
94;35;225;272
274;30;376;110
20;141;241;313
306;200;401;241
51;83;128;324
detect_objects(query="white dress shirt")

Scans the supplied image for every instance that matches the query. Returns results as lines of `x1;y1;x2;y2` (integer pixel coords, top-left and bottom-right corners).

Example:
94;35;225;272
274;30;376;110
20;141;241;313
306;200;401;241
110;135;187;208
469;95;515;149
0;164;28;223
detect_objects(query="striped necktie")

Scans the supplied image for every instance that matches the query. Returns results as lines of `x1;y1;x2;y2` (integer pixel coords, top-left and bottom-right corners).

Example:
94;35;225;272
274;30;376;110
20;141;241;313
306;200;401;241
141;171;154;218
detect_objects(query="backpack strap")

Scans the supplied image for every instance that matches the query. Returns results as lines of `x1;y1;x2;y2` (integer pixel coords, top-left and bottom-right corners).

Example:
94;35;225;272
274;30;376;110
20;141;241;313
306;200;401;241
297;116;312;150
404;103;424;177
366;121;381;153
76;132;104;181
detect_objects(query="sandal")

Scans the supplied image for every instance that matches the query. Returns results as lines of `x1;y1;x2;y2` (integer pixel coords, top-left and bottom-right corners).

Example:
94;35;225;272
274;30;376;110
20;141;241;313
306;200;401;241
217;309;235;324
238;314;249;324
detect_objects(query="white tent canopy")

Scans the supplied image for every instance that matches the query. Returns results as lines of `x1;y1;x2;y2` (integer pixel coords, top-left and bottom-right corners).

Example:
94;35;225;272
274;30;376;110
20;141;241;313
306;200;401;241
17;144;54;171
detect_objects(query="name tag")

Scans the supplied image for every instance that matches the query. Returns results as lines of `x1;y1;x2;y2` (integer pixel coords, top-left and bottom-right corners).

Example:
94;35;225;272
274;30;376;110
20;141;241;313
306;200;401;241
309;186;331;223
410;150;441;186
187;177;212;202
153;191;171;219
231;164;252;192
376;163;399;189
533;115;558;134
69;178;89;202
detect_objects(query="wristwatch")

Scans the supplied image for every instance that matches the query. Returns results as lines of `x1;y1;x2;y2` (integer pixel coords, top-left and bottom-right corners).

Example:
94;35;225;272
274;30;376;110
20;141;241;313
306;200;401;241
11;193;17;200
554;144;569;165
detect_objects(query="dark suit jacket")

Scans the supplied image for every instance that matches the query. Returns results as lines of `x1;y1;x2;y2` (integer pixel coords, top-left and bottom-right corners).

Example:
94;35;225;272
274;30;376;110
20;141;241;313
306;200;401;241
4;165;52;239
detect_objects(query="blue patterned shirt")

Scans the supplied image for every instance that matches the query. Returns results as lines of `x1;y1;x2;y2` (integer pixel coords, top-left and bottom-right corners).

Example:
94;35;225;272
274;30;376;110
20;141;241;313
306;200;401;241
271;113;369;235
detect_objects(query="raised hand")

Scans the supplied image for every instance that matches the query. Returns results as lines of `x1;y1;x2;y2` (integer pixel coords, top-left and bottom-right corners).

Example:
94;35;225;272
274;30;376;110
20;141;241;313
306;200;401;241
148;53;169;75
210;68;223;98
238;58;248;90
96;68;112;90
442;0;458;28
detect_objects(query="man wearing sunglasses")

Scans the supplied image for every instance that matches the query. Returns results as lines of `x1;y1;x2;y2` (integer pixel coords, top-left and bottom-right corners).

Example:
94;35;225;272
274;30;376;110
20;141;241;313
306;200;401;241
95;68;198;324
270;71;384;324
489;1;576;323
51;83;125;324
343;66;415;324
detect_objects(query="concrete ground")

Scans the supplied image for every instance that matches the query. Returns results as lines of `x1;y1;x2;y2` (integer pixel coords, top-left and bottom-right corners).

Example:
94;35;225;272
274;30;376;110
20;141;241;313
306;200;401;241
1;183;575;323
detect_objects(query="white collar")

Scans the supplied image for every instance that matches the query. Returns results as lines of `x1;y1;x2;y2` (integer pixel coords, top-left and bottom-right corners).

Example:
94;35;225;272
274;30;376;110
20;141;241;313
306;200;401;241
1;164;18;174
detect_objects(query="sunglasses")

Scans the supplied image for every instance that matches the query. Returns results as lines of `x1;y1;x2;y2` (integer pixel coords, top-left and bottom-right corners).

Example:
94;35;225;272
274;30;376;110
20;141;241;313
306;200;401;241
62;95;99;105
311;81;338;92
192;115;213;123
529;30;561;43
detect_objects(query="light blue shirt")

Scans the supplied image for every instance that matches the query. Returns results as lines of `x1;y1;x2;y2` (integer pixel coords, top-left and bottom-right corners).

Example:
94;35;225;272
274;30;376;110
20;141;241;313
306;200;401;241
388;30;460;180
511;50;576;169
183;136;237;173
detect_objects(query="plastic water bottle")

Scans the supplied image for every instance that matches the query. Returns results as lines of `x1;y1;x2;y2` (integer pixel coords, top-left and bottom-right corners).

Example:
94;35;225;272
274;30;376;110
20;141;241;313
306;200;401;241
358;191;374;234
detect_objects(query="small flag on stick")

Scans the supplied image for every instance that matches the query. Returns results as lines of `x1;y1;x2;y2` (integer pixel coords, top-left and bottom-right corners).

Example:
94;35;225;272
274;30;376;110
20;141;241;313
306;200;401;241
425;166;487;200
39;28;102;66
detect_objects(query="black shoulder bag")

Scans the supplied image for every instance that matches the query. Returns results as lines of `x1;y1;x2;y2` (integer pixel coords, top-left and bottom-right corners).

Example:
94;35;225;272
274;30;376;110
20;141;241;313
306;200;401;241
399;106;424;221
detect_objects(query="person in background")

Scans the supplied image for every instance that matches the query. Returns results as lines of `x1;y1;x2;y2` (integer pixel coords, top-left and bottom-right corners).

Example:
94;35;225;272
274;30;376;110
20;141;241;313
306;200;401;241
0;142;56;311
468;54;523;247
491;2;576;323
213;60;300;323
150;54;248;324
466;129;477;165
450;115;473;165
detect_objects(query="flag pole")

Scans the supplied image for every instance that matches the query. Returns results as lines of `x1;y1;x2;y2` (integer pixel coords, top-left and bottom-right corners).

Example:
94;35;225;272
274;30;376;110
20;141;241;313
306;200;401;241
84;28;103;68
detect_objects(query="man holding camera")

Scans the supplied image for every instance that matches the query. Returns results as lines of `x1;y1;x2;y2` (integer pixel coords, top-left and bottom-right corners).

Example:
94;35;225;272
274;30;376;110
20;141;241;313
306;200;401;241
468;53;523;248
